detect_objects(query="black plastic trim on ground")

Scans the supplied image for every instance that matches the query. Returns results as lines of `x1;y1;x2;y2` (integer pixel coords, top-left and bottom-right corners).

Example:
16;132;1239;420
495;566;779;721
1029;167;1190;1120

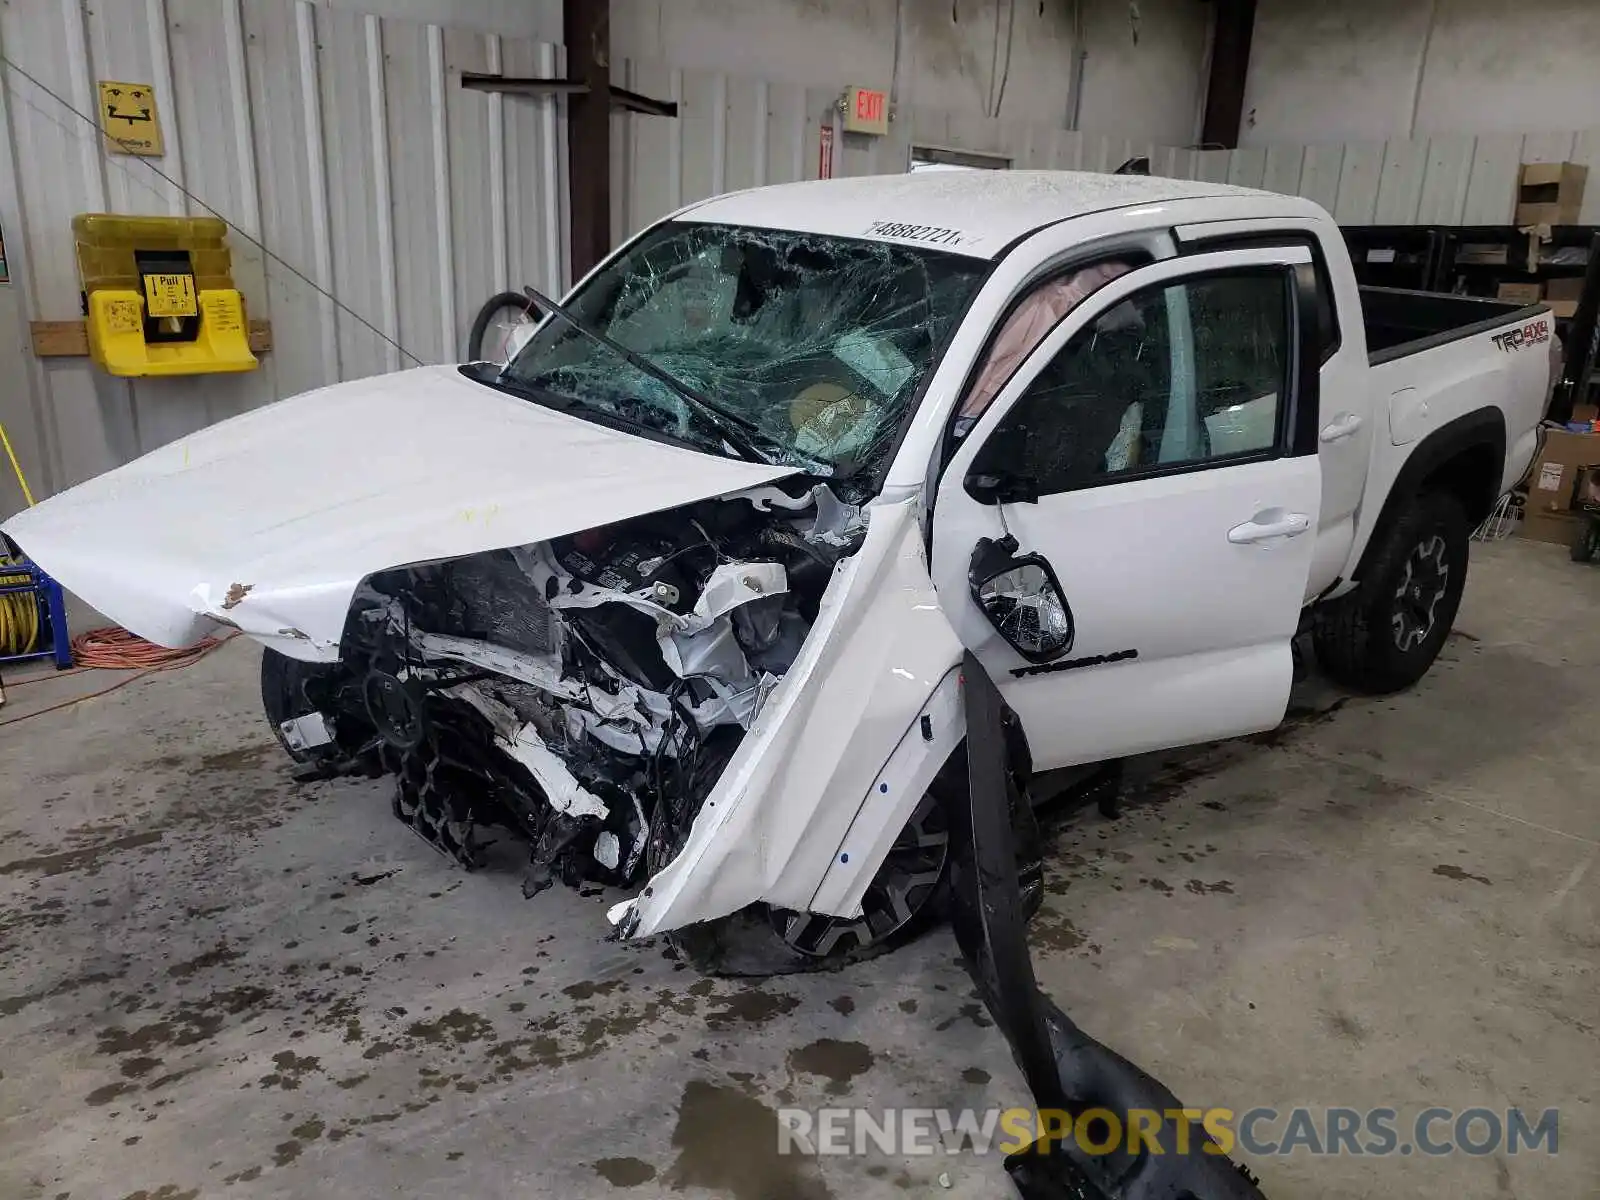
952;651;1269;1200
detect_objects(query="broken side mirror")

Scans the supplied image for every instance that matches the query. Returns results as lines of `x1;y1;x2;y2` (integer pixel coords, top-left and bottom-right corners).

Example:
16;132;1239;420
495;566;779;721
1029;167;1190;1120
966;470;1041;506
969;536;1074;662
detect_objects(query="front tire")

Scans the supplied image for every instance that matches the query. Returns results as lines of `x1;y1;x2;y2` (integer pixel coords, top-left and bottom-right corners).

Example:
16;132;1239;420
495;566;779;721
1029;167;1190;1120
766;789;951;960
261;647;372;765
1313;490;1469;694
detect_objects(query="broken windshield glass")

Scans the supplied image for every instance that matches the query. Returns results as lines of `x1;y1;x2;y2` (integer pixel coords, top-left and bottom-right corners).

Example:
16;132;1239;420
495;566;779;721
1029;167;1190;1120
501;222;988;481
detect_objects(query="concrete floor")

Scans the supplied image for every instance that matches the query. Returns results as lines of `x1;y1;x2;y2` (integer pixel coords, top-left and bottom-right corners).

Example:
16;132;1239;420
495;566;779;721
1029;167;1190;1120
0;536;1594;1200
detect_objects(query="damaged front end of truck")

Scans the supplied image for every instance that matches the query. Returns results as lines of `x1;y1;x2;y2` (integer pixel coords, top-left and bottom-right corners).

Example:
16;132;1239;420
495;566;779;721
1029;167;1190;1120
287;478;969;970
7;215;995;966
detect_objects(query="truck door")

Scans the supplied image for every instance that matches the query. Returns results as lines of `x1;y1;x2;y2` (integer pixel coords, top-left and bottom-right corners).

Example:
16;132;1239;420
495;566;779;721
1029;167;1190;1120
930;246;1324;770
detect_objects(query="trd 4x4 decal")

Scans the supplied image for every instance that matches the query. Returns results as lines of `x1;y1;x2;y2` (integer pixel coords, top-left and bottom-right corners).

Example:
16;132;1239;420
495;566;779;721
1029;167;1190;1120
1492;319;1550;353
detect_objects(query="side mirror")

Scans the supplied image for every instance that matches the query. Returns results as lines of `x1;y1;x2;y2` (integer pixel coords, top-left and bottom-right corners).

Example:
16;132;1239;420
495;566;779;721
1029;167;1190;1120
968;536;1074;662
966;471;1041;506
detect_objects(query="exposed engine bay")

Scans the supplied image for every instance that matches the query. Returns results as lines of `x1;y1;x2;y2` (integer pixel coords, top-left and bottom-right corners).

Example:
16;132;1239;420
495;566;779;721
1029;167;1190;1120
309;482;865;904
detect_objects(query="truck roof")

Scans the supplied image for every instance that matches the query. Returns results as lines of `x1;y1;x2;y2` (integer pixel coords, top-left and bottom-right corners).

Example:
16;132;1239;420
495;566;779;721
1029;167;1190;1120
679;170;1276;260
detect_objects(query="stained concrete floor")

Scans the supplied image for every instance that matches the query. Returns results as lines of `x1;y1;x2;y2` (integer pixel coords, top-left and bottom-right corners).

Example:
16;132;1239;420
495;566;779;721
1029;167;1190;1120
0;535;1595;1200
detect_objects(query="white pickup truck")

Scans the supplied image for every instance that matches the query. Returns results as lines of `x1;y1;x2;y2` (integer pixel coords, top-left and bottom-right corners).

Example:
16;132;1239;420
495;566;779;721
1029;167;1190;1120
4;171;1552;964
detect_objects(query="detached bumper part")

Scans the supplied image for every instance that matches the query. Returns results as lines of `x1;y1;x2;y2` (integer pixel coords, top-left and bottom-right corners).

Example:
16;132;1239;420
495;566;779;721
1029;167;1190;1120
953;652;1266;1200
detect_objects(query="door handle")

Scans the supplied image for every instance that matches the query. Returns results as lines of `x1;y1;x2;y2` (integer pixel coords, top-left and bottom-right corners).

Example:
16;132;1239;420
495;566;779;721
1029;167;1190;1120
1319;413;1364;443
1228;511;1311;544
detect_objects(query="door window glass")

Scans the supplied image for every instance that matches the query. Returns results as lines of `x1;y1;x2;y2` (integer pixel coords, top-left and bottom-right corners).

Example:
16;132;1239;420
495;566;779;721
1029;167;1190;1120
969;268;1291;495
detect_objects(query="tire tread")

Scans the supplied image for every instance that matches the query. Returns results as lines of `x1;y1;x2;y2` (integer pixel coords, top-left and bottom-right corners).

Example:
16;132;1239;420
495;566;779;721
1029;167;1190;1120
1313;490;1468;694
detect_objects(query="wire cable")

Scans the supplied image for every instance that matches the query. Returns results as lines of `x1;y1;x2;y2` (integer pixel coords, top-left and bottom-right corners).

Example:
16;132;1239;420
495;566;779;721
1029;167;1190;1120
0;629;238;730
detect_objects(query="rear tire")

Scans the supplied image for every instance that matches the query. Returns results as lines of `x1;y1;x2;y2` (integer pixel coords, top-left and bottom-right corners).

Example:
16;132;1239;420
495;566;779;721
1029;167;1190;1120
1313;490;1469;694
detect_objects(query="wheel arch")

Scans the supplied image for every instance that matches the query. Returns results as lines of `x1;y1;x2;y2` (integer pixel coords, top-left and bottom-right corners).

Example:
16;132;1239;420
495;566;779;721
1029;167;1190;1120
1354;406;1506;584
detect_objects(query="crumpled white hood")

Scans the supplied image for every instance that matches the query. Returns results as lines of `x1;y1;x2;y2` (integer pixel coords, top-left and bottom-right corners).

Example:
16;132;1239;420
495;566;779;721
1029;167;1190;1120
2;365;795;660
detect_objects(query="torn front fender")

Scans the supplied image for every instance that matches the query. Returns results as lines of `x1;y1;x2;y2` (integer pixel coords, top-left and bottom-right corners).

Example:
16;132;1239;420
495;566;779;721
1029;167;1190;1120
612;493;966;936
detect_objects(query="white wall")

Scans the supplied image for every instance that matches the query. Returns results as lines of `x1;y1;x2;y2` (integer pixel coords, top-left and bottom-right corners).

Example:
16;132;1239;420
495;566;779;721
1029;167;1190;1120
612;0;1209;143
1241;0;1600;146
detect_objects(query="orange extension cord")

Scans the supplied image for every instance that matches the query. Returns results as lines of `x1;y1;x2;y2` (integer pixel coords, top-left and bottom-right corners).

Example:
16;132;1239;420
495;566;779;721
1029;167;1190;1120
0;626;237;729
70;626;226;669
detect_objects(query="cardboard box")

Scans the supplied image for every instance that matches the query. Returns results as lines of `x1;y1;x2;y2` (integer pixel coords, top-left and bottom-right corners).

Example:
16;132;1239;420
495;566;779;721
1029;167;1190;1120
1517;162;1587;227
1546;277;1585;303
1497;281;1544;303
1519;509;1583;545
1525;428;1600;513
1546;275;1584;317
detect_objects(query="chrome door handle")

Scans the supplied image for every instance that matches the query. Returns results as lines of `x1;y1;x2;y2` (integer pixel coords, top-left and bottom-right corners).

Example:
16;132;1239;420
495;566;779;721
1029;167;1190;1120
1228;512;1311;544
1319;413;1364;443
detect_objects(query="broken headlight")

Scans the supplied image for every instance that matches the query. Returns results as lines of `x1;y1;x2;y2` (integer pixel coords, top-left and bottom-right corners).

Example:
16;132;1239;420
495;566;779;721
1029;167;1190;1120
969;536;1074;662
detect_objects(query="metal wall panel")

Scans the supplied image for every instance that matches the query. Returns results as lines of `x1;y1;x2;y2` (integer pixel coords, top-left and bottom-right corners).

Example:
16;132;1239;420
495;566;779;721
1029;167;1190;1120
765;81;808;188
1226;147;1267;189
1415;135;1474;226
1261;144;1304;198
1374;141;1429;224
1194;149;1232;184
1461;134;1523;227
501;36;565;300
1297;143;1345;215
319;7;393;384
1333;142;1385;224
0;0;564;509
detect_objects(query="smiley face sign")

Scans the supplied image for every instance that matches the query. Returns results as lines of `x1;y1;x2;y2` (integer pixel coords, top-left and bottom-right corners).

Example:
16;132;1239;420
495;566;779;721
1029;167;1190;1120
98;81;164;157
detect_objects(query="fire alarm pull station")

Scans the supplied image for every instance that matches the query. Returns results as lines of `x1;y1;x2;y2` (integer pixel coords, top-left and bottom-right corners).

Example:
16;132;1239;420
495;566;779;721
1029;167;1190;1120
73;214;257;377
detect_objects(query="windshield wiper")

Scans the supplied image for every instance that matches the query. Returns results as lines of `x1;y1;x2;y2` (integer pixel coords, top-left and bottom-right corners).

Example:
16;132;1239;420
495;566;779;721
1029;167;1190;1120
464;365;710;450
512;285;829;474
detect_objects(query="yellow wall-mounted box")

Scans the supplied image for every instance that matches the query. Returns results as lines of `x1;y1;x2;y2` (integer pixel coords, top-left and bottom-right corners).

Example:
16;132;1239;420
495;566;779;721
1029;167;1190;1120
72;213;257;377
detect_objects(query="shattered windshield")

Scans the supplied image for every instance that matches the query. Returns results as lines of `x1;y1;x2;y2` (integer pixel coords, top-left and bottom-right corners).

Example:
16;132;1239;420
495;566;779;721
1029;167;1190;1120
498;222;987;478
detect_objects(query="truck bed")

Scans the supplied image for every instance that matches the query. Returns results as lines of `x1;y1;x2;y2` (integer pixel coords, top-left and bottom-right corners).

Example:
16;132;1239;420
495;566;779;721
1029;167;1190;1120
1361;286;1540;364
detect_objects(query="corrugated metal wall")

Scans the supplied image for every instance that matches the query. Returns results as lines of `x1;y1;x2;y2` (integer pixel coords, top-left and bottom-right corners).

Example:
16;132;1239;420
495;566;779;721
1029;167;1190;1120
609;57;1600;240
608;55;1183;242
0;0;566;511
1169;131;1600;227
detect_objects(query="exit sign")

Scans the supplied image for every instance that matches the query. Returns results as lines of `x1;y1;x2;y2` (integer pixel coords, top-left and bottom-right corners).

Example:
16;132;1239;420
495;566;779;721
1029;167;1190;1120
842;86;889;136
